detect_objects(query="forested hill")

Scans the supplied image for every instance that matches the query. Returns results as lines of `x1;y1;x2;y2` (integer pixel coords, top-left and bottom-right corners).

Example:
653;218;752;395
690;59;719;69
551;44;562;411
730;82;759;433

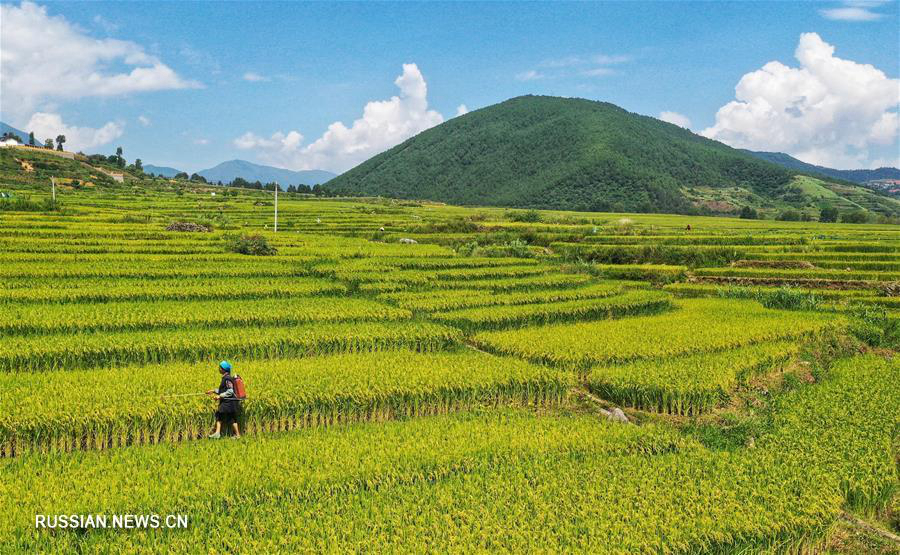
324;95;795;214
743;150;900;185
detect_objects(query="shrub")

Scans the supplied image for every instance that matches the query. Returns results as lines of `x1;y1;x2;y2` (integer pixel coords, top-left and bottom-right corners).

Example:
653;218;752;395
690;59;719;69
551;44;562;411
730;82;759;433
776;210;802;222
224;233;277;256
508;209;542;223
739;206;758;220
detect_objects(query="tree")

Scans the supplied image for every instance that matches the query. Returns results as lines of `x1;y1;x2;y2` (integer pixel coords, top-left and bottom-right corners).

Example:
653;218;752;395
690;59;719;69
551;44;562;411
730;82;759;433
739;206;758;220
776;209;802;222
115;147;125;168
55;135;66;151
819;205;838;223
44;139;54;149
174;172;189;180
190;173;207;183
134;158;143;172
841;210;869;224
28;132;35;146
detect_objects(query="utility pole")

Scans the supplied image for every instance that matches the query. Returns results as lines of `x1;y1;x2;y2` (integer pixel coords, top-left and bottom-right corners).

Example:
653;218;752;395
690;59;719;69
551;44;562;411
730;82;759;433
50;177;56;203
273;183;278;233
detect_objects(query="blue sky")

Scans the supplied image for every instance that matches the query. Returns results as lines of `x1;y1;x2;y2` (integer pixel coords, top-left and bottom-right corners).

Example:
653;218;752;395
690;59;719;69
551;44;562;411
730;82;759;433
2;1;898;172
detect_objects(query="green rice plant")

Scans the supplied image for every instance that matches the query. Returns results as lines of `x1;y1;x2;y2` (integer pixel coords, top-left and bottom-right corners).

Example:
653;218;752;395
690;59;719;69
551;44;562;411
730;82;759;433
431;290;672;331
378;281;626;312
694;266;899;282
0;296;409;335
847;305;900;348
472;298;838;369
0;276;346;304
586;341;799;415
437;272;593;291
591;263;687;283
663;282;876;301
0;350;570;456
553;242;745;267
0;321;462;372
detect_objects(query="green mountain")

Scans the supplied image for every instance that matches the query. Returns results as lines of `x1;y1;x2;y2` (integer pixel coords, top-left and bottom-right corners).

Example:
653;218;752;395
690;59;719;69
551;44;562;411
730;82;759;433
325;96;899;218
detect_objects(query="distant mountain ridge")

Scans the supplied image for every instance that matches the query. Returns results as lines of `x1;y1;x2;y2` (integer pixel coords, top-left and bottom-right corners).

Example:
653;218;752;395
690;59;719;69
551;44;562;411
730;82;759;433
1;122;42;144
743;150;900;184
198;160;335;188
143;165;183;178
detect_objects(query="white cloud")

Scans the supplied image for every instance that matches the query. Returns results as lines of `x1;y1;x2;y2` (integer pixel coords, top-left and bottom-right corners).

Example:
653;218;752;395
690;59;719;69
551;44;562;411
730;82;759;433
193;138;210;145
521;52;631;81
137;115;151;126
455;104;469;117
92;14;119;33
659;111;692;128
592;54;632;65
233;64;445;173
242;72;269;82
580;68;615;77
701;32;899;169
26;112;124;151
0;2;199;122
820;1;887;21
515;70;545;81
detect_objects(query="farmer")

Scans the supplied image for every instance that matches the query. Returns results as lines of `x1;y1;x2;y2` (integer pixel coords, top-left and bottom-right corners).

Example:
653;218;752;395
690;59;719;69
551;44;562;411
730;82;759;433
207;360;241;439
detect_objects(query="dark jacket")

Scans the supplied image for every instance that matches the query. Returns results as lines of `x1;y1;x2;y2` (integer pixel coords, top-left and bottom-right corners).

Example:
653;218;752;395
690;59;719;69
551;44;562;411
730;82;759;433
217;373;239;407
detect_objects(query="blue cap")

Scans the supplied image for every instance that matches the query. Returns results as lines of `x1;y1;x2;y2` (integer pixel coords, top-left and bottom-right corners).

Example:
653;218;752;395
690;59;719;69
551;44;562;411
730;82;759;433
219;360;232;372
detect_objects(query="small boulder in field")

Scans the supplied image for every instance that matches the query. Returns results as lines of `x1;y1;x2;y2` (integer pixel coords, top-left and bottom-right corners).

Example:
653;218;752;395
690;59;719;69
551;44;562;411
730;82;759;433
398;238;418;244
166;222;211;232
607;408;629;423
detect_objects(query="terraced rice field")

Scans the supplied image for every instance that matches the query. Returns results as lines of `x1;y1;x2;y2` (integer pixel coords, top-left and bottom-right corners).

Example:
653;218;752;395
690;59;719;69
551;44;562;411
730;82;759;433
0;177;897;552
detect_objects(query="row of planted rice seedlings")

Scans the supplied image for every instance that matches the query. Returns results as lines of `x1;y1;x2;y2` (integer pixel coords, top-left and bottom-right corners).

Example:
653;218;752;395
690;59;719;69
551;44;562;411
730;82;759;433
0;276;345;303
278;241;454;258
431;290;672;331
0;350;570;456
0;321;462;372
552;242;745;266
0;296;408;336
0;252;320;264
8;355;896;552
813;242;900;253
378;281;629;312
0;258;316;279
851;296;900;309
743;251;900;262
434;272;594;291
472;298;838;369
592;263;688;281
581;234;810;246
319;256;539;272
321;263;550;285
805;260;900;271
662;282;878;300
0;241;224;255
586;341;800;415
693;267;900;281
